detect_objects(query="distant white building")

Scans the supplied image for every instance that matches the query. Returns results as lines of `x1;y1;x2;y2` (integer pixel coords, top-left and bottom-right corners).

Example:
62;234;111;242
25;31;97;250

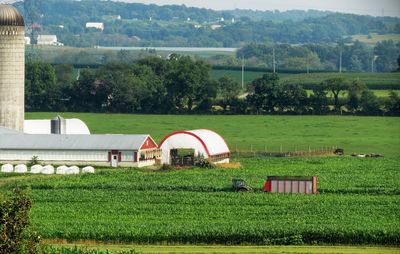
37;35;63;46
210;24;222;30
24;36;31;45
86;22;104;31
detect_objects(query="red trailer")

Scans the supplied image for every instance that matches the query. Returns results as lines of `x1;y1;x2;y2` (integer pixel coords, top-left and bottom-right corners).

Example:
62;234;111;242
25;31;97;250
263;176;318;194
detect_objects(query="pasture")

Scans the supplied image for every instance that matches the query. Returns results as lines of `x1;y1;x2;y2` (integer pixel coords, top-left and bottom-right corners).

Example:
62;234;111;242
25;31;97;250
351;33;400;45
26;113;400;156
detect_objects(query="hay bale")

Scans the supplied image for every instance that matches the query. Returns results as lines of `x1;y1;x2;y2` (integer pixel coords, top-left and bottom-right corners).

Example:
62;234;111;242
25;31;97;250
82;166;95;174
1;164;13;173
30;165;43;174
42;165;55;174
14;164;27;173
56;165;68;175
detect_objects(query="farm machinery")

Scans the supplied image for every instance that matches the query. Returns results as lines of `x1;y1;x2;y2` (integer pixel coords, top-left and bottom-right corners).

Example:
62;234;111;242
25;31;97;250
232;178;252;192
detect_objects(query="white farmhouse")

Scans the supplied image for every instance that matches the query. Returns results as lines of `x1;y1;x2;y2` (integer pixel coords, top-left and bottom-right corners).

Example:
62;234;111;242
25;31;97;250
86;22;104;31
37;35;63;46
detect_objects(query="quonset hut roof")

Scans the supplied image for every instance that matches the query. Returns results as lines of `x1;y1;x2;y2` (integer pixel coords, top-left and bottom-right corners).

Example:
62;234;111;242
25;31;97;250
0;133;154;150
159;129;230;156
0;5;24;27
24;119;91;134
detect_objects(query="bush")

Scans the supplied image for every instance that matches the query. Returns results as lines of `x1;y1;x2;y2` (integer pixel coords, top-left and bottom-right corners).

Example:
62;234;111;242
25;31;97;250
0;188;40;254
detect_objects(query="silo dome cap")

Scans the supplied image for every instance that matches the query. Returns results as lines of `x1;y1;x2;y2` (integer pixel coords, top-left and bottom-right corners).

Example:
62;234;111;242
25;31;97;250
0;4;24;27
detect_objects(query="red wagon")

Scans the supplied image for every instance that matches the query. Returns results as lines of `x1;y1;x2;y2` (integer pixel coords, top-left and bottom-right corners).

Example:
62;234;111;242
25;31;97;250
263;176;318;194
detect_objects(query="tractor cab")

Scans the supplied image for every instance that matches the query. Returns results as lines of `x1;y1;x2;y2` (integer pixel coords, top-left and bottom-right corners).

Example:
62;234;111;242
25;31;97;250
232;178;252;192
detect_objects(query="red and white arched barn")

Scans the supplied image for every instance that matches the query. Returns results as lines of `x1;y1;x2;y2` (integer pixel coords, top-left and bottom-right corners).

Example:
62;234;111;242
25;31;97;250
159;129;230;165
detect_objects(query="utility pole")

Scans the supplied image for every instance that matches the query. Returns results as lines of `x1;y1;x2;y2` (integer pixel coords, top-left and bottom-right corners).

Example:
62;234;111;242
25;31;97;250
371;55;377;73
272;47;276;73
241;56;245;90
339;48;342;73
306;55;310;74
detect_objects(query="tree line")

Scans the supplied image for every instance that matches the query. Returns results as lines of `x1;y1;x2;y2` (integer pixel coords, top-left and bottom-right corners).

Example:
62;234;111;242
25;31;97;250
25;57;400;116
237;41;400;72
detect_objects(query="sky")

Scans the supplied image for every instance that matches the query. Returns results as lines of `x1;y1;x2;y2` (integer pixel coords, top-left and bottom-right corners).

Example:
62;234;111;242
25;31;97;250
117;0;400;17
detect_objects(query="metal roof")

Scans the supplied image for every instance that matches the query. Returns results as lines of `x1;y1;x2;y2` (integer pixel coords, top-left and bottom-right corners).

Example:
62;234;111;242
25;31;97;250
159;129;230;156
0;126;21;134
0;5;24;27
0;133;151;150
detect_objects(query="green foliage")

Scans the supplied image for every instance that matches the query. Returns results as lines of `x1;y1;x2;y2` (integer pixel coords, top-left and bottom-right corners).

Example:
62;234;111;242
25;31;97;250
37;246;141;254
27;156;40;168
13;0;400;47
25;62;58;111
0;157;399;245
0;188;39;254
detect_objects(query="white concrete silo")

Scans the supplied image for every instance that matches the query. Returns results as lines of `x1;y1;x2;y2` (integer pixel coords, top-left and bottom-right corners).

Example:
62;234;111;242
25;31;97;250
0;5;25;131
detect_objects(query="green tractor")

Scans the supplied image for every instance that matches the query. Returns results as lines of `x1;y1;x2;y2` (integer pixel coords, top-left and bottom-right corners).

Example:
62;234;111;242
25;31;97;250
232;178;252;192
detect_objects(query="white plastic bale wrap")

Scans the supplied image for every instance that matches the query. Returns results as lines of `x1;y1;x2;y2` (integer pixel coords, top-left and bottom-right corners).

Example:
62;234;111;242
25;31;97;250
42;165;55;174
67;166;79;174
1;163;13;172
82;166;95;173
30;164;43;174
14;164;27;173
56;165;68;174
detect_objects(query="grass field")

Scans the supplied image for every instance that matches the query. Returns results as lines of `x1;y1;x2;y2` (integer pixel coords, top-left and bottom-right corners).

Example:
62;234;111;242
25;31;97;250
351;33;400;45
211;70;400;89
25;113;400;156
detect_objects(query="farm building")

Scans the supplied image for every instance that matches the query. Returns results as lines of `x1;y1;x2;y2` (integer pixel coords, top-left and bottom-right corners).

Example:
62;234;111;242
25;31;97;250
159;129;230;165
24;116;90;134
0;127;161;167
86;22;104;31
37;35;63;46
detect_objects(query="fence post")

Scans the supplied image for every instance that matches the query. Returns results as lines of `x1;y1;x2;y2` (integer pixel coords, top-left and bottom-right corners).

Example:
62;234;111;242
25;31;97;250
280;144;283;153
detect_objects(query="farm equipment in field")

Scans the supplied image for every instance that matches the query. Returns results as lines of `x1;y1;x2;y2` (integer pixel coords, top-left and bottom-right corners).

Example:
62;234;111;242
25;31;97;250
232;178;252;192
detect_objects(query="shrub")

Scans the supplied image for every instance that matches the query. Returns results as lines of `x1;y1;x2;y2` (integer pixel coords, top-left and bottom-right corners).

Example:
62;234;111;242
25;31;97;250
0;188;40;254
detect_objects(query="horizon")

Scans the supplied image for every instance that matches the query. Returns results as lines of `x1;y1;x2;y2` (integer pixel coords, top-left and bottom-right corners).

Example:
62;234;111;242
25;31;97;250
114;0;400;17
0;0;399;17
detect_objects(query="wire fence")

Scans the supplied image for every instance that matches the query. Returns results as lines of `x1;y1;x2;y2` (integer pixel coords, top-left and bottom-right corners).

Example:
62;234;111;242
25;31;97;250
230;145;339;159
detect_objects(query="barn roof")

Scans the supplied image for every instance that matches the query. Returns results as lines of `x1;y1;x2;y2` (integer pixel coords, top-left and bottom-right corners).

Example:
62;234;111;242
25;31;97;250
159;129;230;156
0;126;20;134
0;133;153;150
24;119;91;134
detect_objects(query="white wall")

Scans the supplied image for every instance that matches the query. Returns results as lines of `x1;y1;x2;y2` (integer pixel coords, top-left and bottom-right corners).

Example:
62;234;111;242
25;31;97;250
0;150;107;162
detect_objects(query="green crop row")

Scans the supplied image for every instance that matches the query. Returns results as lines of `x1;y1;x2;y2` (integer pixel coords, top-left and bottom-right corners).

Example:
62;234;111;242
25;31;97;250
0;157;399;245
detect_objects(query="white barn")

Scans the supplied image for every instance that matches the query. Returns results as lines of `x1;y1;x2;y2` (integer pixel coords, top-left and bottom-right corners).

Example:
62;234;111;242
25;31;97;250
0;127;160;168
86;22;104;31
37;35;63;46
24;118;90;134
159;129;230;165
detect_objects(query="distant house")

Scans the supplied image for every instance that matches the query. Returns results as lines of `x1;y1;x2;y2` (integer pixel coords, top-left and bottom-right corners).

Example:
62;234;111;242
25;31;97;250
210;24;222;30
86;22;104;31
131;36;141;41
24;37;31;45
103;15;121;21
37;35;63;46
